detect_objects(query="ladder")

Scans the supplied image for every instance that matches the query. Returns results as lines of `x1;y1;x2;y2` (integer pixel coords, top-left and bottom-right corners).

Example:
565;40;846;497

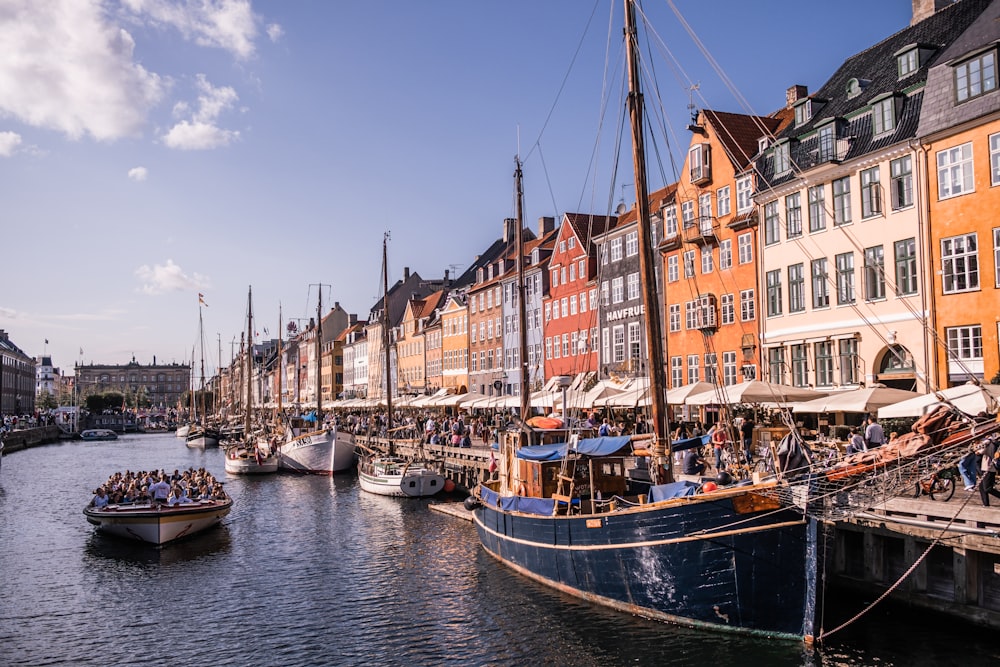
552;434;579;515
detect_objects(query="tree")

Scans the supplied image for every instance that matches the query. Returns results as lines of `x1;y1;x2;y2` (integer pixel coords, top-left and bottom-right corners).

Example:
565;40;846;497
36;392;57;410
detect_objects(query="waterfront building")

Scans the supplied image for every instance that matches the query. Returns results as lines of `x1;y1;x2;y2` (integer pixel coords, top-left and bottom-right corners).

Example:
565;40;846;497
74;356;190;409
340;323;368;399
542;213;615;383
439;293;469;394
0;330;36;416
468;248;510;397
753;0;989;392
396;291;446;396
916;0;1000;386
35;355;60;397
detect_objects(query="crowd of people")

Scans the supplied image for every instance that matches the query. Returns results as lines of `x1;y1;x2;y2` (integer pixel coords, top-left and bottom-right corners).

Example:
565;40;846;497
89;467;227;508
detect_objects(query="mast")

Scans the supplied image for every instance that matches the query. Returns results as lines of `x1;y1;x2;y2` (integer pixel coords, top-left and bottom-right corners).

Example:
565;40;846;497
381;233;393;434
277;303;283;418
624;0;671;482
246;286;253;438
315;285;323;424
514;158;531;430
199;306;207;429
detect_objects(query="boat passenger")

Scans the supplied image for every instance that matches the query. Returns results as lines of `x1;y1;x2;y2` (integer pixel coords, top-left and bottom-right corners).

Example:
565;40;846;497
168;485;191;506
90;487;109;508
149;475;171;504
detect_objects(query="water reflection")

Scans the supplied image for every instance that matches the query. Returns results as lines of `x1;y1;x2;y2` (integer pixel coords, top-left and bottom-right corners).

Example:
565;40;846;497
83;526;232;566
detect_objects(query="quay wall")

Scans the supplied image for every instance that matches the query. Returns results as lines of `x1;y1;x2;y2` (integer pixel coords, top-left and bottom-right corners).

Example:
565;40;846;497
1;426;63;454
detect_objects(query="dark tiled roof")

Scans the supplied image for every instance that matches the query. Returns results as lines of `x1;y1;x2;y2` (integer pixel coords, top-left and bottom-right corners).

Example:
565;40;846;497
756;0;991;190
564;212;617;246
704;110;783;170
611;183;677;229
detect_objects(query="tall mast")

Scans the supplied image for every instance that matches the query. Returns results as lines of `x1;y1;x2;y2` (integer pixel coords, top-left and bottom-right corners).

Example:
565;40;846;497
514;158;530;429
199;305;207;429
625;0;671;481
277;303;283;416
246;286;253;436
381;233;393;433
315;285;323;423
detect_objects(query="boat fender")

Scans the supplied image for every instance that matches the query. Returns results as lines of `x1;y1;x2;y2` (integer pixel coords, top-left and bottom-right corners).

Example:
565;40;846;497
699;481;718;494
715;471;733;487
463;496;481;511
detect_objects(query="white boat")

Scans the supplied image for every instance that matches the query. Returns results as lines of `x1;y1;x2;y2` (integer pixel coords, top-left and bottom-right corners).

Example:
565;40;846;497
277;419;355;474
185;426;220;448
83;498;232;545
80;429;118;441
358;455;445;497
175;424;191;438
225;442;279;474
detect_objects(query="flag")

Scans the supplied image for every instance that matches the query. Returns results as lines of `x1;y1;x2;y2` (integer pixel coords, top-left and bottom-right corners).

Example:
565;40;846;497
263;327;269;336
44;338;49;344
489;451;497;473
79;347;83;356
198;293;208;307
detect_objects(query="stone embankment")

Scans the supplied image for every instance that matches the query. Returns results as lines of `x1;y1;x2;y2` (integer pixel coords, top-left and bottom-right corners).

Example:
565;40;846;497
1;426;64;454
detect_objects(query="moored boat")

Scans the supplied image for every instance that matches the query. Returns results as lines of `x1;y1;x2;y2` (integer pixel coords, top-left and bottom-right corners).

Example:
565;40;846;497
185;425;220;448
277;418;355;474
80;429;118;441
84;498;232;545
358;454;445;497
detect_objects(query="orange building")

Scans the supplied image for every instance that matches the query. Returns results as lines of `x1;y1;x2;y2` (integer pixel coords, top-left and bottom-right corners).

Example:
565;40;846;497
439;294;469;393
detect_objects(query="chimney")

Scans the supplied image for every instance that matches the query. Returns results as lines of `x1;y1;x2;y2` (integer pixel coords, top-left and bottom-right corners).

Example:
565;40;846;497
912;0;956;25
503;217;516;243
786;84;808;108
403;266;410;282
538;216;555;237
334;301;340;311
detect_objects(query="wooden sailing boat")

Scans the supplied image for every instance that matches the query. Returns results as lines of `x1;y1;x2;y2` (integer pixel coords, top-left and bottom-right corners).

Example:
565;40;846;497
225;286;278;474
358;233;445;497
186;299;220;448
465;0;822;641
276;285;356;474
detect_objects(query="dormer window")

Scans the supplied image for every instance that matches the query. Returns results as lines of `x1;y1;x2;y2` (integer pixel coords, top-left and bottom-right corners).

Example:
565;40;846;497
773;140;791;175
793;99;812;127
477;268;484;283
487;264;494;280
689;143;711;184
818;123;835;161
531;248;539;265
871;93;899;136
757;136;770;155
846;77;870;99
955;48;997;103
897;48;919;78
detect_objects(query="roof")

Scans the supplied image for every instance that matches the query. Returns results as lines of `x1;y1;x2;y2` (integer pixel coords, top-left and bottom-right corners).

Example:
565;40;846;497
612;183;678;229
703;110;783;171
563;212;617;247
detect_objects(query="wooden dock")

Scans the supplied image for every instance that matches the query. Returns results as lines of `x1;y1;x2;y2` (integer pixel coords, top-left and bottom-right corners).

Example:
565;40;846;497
428;501;473;522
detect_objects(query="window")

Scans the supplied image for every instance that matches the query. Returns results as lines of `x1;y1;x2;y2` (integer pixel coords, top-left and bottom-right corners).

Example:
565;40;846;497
568;237;576;249
895;238;918;295
897;48;918;78
690;143;711;182
544;303;551;322
740;289;755;321
791;344;809;387
561;297;568;317
667;255;679;282
611;237;623;261
628;322;641;361
955;50;996;103
815;341;834;387
590;289;597;311
721;293;734;325
818;124;835;162
561;267;567;285
704;353;718;385
664;205;678;237
941;233;979;293
625;231;638;256
995;228;1000;287
669;304;681;332
808;185;826;232
946;325;983;375
860;166;882;218
685;301;697;330
698;193;712;222
579;291;587;313
937;143;974;199
768;347;786;384
839;338;859;385
562;333;570;357
719;239;732;270
569;294;577;315
871;96;896;136
681;201;694;229
701;247;713;274
835;252;855;305
687;355;700;384
601;281;609;306
627;272;640;300
890;156;913;209
864;245;885;301
785;192;802;238
833;176;851;225
612;325;625;363
811;258;829;308
569;263;576;282
610;277;624;304
764;201;780;245
736;175;753;213
601;328;609;361
992;133;1000;186
671;356;683;388
738;233;753;264
794;99;811;127
773;142;791;175
722;351;737;385
766;269;782;317
788;263;805;313
683;250;696;278
717;186;731;217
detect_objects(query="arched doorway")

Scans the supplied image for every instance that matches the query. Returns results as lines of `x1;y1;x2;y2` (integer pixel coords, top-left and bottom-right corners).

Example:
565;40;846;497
875;344;917;391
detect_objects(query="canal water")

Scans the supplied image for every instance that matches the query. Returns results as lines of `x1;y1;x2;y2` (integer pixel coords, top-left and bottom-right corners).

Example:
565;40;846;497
1;433;998;666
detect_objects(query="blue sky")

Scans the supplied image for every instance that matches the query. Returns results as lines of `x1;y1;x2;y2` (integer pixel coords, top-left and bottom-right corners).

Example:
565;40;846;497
0;0;913;379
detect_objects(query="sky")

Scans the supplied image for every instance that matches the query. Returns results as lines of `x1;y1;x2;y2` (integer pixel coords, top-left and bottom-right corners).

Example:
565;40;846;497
0;0;915;379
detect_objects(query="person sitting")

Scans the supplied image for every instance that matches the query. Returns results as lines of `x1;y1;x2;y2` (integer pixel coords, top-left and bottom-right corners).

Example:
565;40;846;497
682;449;707;476
90;487;110;508
845;427;866;455
168;485;190;506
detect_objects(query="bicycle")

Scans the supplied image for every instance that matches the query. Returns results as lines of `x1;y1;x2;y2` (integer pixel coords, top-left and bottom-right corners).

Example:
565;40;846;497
914;463;958;501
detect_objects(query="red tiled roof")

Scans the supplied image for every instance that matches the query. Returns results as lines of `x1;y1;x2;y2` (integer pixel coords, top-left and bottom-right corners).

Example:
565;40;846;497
703;110;783;171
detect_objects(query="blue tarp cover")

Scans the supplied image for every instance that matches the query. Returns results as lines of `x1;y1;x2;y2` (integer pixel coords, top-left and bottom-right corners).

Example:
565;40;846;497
649;480;700;502
514;435;632;461
480;485;556;516
671;434;710;452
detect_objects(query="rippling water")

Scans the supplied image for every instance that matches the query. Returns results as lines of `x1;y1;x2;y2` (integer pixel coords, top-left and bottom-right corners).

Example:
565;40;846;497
1;434;997;666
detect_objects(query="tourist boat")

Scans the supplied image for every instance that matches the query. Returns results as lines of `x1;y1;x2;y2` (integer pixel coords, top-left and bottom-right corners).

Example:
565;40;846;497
358;454;445;497
225;286;278;475
465;2;822;642
186;300;220;448
276;287;356;474
84;497;233;545
80;429;118;441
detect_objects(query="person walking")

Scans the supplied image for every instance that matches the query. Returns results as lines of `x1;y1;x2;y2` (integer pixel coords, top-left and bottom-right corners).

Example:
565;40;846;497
980;439;1000;507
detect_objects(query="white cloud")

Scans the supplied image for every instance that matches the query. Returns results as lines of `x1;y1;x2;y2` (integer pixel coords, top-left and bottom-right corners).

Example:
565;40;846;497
0;0;164;141
266;23;283;42
162;74;240;150
135;259;209;294
0;131;22;156
128;166;148;181
121;0;260;60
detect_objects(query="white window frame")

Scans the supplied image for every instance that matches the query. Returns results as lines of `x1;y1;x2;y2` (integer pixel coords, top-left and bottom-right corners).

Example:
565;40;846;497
736;175;753;214
937;142;974;199
941;232;980;294
737;233;753;265
717;186;731;217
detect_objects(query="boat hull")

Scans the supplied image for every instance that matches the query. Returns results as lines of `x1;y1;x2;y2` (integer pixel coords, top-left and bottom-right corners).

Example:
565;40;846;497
358;464;445;497
175;424;191;438
185;429;220;448
224;447;279;475
80;429;118;441
472;486;819;641
278;428;355;474
84;499;232;545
